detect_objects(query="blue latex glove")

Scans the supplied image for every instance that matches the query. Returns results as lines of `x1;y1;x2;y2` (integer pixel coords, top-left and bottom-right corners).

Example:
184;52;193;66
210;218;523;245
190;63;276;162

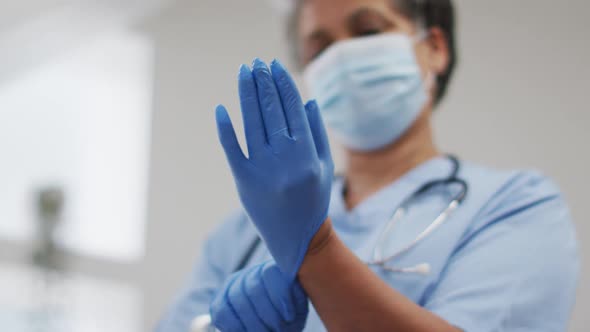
210;262;309;332
215;59;334;280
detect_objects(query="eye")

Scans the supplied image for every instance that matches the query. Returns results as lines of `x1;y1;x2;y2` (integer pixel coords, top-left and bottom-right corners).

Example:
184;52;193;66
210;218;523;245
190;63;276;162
357;28;382;37
349;7;395;39
305;40;333;63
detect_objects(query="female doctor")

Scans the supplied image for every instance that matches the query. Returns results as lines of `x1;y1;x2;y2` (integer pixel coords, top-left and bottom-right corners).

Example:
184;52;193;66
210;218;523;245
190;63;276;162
158;0;579;331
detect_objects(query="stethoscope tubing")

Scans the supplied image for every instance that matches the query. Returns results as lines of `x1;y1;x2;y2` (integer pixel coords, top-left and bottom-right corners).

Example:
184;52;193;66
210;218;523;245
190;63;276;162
234;155;467;275
192;156;468;332
368;155;467;275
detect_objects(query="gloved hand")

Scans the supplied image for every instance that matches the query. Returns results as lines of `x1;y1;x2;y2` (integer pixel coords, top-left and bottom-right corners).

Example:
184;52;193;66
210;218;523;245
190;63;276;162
215;58;334;280
210;261;309;332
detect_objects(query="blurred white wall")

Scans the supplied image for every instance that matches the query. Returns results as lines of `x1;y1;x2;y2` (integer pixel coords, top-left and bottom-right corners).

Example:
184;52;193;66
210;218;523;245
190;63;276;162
140;0;590;330
139;0;286;329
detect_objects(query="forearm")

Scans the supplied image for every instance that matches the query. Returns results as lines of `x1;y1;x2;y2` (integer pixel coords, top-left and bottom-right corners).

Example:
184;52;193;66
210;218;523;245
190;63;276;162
298;219;461;332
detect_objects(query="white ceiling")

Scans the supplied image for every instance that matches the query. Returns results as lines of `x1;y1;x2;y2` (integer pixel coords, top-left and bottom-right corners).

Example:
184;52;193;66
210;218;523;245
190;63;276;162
266;0;295;15
0;0;173;86
0;0;71;31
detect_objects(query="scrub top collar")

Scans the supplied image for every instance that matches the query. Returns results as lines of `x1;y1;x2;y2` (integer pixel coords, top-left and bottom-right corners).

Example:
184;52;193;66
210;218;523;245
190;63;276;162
330;155;455;230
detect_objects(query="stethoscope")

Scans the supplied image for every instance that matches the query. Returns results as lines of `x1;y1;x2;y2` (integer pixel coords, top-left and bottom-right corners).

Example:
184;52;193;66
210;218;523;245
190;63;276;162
234;155;468;276
366;155;468;275
190;155;468;332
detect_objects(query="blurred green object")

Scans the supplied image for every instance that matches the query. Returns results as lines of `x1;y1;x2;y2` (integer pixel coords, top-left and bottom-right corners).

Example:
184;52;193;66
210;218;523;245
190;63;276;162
32;187;65;271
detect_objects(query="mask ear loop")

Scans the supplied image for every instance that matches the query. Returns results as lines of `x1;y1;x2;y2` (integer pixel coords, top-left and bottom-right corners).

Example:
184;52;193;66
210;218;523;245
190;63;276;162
412;29;437;101
423;71;436;93
413;29;430;43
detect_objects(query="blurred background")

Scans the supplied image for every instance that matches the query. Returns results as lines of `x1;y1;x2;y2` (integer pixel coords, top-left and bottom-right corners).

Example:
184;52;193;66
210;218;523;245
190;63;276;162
0;0;588;331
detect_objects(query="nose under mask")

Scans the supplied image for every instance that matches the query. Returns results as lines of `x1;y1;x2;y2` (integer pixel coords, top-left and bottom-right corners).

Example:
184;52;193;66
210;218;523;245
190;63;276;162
303;32;431;152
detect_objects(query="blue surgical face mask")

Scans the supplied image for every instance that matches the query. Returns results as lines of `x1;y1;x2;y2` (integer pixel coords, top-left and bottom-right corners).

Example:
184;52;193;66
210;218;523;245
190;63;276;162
303;33;431;152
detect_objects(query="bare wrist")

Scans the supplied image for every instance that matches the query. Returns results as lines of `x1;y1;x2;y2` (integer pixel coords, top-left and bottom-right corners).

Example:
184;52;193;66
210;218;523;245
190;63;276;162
307;218;335;256
298;219;340;281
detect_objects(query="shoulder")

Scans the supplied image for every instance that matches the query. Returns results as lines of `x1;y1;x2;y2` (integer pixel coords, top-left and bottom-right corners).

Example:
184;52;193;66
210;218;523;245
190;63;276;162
208;209;252;243
459;160;570;231
202;209;258;272
460;160;561;199
441;161;580;328
456;160;579;277
457;160;578;268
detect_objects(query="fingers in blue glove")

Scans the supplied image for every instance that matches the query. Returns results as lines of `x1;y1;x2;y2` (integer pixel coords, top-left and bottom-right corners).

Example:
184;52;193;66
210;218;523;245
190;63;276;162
304;100;333;164
238;64;266;156
261;263;310;332
252;58;290;146
215;104;247;172
211;262;309;332
243;264;289;330
260;262;300;323
210;272;247;332
269;59;311;141
292;281;309;318
227;268;272;332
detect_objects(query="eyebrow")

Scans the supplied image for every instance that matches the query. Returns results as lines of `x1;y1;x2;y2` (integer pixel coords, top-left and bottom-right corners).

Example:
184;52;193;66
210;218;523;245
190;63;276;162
304;6;392;44
307;29;331;43
347;6;392;30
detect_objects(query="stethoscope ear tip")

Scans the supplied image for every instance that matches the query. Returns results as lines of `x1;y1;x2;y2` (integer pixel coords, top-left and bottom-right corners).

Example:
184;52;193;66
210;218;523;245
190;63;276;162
191;315;216;332
411;263;431;275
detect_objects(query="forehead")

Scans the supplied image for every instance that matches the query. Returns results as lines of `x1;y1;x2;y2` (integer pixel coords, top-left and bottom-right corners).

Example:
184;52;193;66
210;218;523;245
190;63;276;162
299;0;404;35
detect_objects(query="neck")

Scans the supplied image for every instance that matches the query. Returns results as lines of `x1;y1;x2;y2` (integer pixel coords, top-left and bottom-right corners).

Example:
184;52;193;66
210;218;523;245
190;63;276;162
343;111;439;209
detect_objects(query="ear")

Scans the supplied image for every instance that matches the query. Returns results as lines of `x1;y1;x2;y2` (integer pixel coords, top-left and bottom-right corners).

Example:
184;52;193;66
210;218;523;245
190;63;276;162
425;27;451;77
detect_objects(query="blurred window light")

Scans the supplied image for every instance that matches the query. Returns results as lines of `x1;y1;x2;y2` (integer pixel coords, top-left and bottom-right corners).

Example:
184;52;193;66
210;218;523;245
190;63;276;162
0;29;153;262
0;262;141;331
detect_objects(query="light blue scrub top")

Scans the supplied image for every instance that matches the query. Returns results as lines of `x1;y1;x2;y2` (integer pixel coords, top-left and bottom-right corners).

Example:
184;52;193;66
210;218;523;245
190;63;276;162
157;157;579;332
